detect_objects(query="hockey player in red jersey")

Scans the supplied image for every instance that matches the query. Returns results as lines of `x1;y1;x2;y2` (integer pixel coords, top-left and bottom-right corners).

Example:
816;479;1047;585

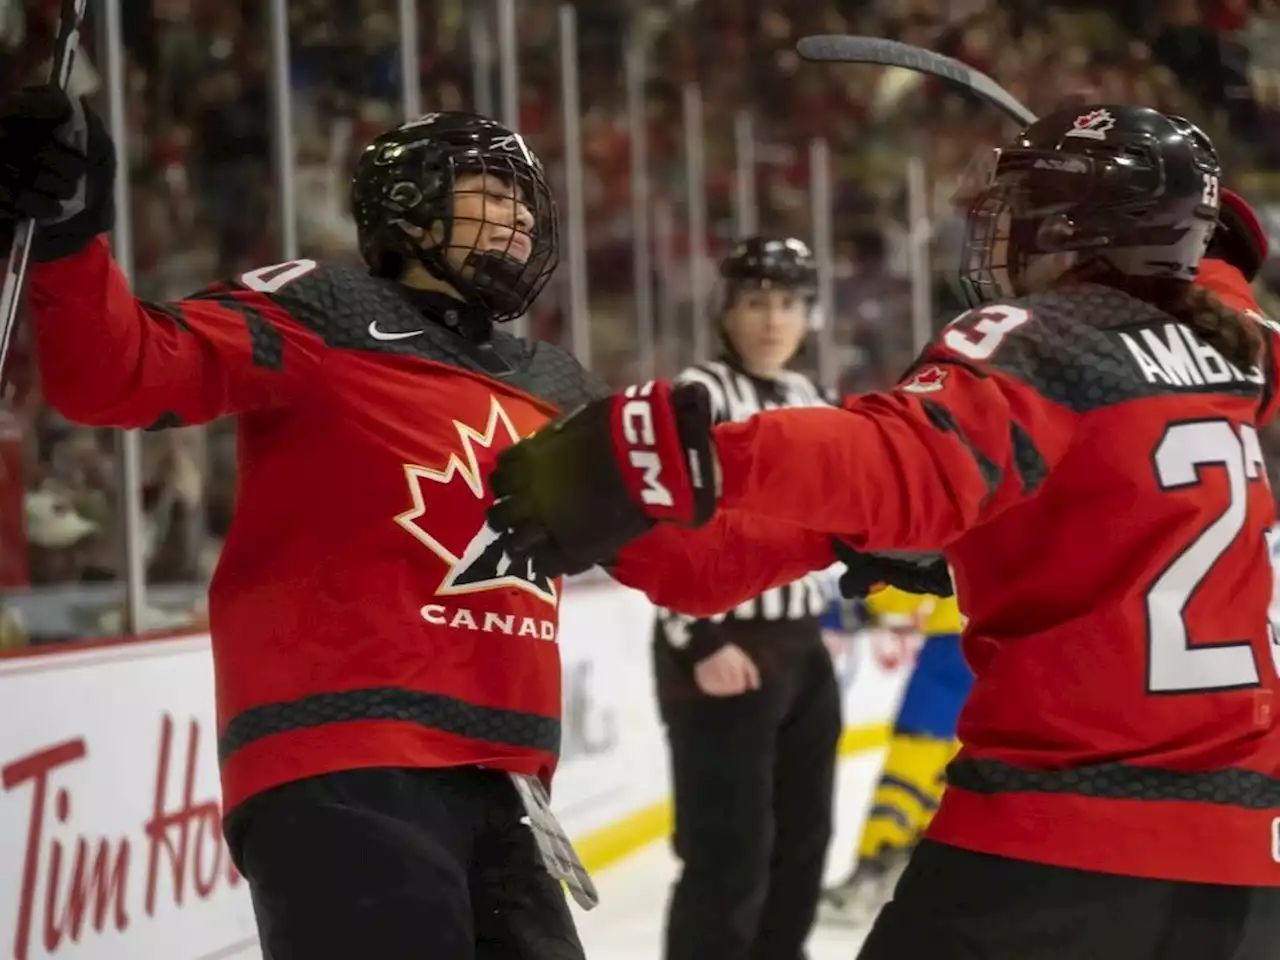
820;180;1275;939
490;104;1280;958
0;87;620;960
0;83;952;959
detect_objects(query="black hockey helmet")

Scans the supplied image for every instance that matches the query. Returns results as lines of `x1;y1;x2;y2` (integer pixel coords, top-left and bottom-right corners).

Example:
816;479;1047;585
351;111;558;322
712;236;820;370
957;104;1221;306
716;236;820;324
720;236;818;294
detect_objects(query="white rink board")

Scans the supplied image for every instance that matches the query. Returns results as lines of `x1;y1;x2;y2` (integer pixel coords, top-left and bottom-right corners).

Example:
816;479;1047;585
0;581;909;960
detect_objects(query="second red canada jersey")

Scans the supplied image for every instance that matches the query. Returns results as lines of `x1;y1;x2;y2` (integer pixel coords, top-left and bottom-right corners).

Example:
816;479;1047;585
927;287;1280;886
704;279;1280;884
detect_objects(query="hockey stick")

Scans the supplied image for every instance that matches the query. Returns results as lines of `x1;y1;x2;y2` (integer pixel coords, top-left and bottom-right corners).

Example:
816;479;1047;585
796;36;1038;584
0;0;90;385
795;35;1037;127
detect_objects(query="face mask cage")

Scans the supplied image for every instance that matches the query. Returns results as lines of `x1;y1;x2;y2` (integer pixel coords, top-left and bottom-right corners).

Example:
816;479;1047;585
381;144;560;322
958;186;1020;307
955;145;1167;307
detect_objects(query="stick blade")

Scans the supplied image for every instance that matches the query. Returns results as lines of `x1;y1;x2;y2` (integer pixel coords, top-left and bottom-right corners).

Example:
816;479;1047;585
797;36;967;82
795;35;1037;127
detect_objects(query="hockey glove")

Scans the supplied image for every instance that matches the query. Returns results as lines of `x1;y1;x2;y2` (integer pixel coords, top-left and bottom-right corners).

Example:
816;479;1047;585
489;380;719;577
0;86;116;261
831;540;955;599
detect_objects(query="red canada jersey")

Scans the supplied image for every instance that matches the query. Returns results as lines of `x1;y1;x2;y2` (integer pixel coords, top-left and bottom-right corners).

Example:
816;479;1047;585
27;239;609;812
688;276;1280;885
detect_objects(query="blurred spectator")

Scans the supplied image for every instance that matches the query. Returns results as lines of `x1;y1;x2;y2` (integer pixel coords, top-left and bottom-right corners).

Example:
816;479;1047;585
23;487;100;584
2;0;1279;646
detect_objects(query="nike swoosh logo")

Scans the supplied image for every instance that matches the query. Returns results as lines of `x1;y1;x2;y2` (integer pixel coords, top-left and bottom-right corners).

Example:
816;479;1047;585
368;322;424;341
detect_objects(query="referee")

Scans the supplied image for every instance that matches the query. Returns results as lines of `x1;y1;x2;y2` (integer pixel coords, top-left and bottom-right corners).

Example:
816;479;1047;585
655;237;842;960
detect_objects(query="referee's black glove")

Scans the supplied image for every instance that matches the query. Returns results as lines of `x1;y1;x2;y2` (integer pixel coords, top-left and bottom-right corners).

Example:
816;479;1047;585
831;539;954;599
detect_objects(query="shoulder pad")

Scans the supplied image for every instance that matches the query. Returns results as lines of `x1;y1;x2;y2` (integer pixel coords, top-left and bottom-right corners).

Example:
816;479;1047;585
932;284;1261;413
188;258;340;338
509;338;608;409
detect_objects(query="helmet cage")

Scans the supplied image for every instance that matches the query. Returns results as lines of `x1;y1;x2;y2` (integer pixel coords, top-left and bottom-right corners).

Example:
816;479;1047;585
361;136;559;322
957;138;1211;307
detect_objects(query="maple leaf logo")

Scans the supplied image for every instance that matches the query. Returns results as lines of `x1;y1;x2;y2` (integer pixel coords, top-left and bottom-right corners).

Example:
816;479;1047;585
1064;108;1115;141
901;365;947;394
394;395;557;606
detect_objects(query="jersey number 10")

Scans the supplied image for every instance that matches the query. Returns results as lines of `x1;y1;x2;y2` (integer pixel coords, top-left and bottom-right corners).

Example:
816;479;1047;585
1148;419;1278;694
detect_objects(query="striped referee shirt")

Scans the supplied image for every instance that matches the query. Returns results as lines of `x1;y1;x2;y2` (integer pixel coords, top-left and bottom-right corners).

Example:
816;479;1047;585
657;359;833;634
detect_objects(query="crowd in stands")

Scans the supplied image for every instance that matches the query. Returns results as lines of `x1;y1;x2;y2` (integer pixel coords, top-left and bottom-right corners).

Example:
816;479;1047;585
0;0;1277;647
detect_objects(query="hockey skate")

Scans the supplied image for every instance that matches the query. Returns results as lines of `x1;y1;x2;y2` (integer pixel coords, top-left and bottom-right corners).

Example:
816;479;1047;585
817;846;912;928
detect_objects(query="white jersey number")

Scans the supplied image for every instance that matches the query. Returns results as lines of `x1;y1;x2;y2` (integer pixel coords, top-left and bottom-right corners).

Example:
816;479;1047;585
239;259;319;294
1147;419;1269;693
943;305;1032;361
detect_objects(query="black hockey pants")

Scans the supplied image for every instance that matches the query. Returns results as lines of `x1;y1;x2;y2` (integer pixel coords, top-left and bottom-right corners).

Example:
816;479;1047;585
859;838;1280;960
225;765;585;960
661;634;842;960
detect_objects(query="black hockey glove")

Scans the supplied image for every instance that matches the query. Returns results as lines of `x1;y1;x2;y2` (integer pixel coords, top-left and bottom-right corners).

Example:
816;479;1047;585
489;381;719;577
0;86;115;261
831;539;955;599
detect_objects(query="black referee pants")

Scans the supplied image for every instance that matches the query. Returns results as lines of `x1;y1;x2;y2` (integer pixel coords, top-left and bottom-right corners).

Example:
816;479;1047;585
661;638;842;960
859;838;1280;960
225;765;584;960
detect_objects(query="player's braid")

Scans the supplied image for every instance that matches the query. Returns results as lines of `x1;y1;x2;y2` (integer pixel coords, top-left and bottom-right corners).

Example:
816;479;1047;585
1099;273;1264;370
1172;285;1264;371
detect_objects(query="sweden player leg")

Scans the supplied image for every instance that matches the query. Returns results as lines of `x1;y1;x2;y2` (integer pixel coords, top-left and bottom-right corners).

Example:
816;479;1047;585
821;633;969;926
869;631;968;847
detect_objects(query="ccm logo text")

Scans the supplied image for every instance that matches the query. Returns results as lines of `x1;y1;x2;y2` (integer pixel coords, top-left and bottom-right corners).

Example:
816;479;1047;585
621;382;675;507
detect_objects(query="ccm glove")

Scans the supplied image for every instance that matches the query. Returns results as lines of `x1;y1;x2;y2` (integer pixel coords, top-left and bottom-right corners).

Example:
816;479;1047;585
489;380;718;577
831;539;954;599
0;86;115;261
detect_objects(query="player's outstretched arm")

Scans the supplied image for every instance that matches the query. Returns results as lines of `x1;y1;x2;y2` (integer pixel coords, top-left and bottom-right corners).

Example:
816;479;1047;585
604;360;835;614
488;303;1080;571
712;350;1076;550
0;88;325;429
30;241;327;428
609;512;836;617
